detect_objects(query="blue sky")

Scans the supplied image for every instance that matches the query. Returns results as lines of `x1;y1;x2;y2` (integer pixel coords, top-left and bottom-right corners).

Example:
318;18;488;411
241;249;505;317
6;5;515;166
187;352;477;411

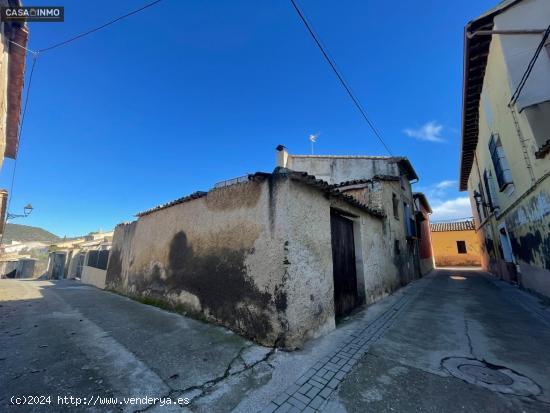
1;0;497;237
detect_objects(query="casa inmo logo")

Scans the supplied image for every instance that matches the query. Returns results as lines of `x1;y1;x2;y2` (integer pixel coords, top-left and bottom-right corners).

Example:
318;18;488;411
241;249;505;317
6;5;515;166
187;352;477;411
1;6;64;22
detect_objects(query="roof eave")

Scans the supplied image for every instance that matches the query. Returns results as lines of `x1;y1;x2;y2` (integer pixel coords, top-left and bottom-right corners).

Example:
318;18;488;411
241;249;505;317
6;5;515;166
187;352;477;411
458;0;525;191
5;24;29;159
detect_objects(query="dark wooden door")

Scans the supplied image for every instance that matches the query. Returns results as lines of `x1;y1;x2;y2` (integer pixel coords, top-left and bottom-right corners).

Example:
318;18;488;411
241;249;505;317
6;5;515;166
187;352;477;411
330;211;358;317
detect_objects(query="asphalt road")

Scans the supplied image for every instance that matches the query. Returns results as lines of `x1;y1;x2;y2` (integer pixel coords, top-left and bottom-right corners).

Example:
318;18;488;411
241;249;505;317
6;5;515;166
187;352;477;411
326;269;550;412
1;269;550;412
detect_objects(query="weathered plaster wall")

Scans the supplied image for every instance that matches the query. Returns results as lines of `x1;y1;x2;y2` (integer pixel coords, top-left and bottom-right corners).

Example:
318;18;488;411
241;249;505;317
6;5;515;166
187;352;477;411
505;185;550;297
106;177;290;347
417;206;434;276
284;181;335;347
343;180;420;293
283;179;398;337
466;16;550;298
286;156;399;185
431;230;482;267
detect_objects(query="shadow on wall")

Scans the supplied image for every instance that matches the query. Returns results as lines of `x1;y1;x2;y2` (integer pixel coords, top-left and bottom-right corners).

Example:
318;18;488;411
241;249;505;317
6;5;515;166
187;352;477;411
107;231;286;346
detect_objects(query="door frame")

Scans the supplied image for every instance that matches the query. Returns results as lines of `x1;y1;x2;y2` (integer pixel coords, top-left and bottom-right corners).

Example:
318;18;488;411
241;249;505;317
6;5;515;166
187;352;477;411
330;208;366;317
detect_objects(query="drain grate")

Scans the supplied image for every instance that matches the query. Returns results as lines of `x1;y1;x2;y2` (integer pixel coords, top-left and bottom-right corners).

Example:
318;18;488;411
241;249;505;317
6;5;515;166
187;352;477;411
458;364;514;385
442;357;541;397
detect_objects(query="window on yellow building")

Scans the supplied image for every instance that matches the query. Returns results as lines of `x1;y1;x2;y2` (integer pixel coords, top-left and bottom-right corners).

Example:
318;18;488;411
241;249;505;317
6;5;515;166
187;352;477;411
488;134;513;191
483;170;499;211
524;100;550;154
457;241;467;254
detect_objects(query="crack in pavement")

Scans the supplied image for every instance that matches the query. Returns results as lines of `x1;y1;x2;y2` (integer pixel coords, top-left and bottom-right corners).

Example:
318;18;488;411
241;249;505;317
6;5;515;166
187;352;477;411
135;344;278;412
464;319;475;358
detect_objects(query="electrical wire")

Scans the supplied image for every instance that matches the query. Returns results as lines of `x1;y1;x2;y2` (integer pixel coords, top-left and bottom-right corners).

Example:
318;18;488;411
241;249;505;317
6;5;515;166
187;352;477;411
509;24;550;106
1;1;164;247
289;0;393;156
37;0;164;53
0;53;38;247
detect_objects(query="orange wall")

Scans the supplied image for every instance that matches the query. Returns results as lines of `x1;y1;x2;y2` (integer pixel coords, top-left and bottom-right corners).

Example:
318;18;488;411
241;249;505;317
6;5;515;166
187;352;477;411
431;229;481;267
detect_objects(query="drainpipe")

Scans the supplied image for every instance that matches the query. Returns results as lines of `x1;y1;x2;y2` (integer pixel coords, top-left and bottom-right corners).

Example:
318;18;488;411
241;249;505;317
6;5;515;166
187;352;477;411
508;104;536;185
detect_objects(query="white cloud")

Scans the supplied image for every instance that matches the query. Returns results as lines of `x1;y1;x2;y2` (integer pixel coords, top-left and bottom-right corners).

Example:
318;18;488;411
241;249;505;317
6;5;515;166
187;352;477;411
435;180;456;189
431;197;472;220
403;121;445;142
415;179;457;203
414;180;472;221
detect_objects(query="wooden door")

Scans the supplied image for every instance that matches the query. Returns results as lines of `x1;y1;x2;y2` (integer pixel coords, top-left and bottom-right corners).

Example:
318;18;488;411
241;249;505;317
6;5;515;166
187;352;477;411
330;211;359;317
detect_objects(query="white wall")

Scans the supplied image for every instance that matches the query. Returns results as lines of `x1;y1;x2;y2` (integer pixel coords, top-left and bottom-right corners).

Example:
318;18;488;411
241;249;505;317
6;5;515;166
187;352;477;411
495;0;550;110
81;266;107;289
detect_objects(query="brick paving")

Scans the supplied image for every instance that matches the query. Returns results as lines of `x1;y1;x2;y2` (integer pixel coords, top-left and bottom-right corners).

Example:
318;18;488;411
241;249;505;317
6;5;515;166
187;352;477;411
262;282;425;412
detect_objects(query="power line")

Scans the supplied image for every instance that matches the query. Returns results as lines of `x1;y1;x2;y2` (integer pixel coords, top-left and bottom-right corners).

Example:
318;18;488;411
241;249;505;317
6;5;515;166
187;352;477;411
0;53;39;247
38;0;164;53
1;1;164;247
509;24;550;106
289;0;393;156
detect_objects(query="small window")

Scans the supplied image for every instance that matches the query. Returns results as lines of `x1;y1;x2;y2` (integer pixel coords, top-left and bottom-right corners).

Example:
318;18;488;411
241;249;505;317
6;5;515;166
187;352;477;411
524;100;550;150
394;239;400;255
392;193;399;219
457;241;467;254
483;169;499;211
488;134;513;191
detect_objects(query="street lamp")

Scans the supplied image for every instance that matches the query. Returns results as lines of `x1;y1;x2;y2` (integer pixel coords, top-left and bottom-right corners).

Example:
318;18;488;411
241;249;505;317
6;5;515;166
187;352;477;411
7;203;34;220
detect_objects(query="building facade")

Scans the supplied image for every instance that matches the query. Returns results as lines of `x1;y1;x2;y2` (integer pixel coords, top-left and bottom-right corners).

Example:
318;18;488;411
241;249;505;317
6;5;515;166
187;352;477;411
0;1;28;241
413;192;435;275
105;148;424;349
46;231;113;283
430;220;482;267
460;0;550;297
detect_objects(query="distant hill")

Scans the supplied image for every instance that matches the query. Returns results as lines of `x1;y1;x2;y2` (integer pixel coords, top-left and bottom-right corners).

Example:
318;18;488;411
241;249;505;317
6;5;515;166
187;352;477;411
2;223;61;243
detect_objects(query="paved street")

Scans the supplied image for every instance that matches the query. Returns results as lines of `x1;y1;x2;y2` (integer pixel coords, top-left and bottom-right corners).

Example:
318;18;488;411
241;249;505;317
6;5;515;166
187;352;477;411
1;269;550;412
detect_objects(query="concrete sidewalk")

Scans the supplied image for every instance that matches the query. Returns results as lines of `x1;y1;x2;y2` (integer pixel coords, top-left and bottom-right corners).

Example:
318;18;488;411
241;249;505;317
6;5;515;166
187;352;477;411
1;269;550;412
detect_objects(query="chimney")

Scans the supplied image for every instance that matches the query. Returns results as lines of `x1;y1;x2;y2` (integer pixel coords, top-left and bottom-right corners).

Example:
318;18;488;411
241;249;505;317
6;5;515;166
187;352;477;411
276;145;288;168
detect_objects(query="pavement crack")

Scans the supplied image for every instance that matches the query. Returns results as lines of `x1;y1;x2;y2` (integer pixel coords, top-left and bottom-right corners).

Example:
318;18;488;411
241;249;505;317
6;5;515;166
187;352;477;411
136;344;277;411
464;319;476;358
179;344;277;404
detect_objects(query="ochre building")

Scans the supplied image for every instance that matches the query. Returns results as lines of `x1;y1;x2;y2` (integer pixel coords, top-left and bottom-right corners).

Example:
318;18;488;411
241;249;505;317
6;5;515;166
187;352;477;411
430;220;481;267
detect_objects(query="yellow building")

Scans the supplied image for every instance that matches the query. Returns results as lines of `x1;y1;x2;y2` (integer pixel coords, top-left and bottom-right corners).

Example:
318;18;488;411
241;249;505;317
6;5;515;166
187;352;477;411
459;0;550;297
430;220;481;267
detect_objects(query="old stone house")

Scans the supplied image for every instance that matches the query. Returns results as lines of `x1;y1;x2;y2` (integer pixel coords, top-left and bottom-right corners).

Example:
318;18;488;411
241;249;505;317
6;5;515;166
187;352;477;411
413;192;435;275
460;0;550;297
105;148;423;348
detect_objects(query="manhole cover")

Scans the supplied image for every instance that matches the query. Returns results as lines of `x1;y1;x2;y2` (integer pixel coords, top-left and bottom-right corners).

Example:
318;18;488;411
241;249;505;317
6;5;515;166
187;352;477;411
458;364;513;385
441;357;541;397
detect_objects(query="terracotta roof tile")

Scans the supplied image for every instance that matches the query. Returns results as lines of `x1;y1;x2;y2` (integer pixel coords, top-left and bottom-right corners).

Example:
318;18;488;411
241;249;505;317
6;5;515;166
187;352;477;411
430;219;475;232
